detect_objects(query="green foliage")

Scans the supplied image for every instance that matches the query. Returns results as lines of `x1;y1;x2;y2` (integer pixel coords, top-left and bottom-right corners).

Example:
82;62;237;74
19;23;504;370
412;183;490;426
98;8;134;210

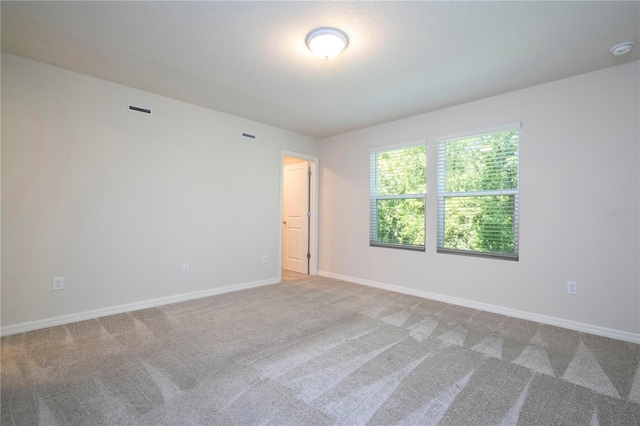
377;146;426;195
372;145;426;247
370;130;519;255
442;130;519;255
443;195;515;254
376;198;425;246
444;131;518;193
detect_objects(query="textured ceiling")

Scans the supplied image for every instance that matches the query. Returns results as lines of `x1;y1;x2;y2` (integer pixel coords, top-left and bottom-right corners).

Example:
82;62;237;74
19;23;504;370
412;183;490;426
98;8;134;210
2;1;639;139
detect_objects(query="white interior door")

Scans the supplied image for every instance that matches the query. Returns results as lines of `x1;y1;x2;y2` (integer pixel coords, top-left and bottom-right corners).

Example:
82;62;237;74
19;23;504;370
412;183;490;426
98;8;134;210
283;161;309;274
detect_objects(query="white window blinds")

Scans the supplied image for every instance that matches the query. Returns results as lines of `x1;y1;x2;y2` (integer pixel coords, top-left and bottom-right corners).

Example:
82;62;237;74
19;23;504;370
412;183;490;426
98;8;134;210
370;143;426;251
437;127;519;260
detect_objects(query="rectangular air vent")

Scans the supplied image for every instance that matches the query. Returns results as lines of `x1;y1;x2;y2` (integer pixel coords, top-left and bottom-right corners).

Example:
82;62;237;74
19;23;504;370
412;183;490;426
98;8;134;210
128;105;151;114
242;133;256;139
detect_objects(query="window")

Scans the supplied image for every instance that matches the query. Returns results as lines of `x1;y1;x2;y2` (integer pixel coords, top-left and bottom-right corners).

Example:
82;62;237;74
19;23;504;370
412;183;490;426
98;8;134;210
370;143;426;251
437;126;519;260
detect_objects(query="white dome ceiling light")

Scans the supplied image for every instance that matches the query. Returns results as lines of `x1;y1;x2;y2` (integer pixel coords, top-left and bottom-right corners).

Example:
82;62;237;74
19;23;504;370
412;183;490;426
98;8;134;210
305;27;349;60
610;41;634;56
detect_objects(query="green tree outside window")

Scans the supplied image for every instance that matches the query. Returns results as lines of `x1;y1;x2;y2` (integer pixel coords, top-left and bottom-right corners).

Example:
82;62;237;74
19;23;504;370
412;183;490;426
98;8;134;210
370;144;426;250
437;129;519;259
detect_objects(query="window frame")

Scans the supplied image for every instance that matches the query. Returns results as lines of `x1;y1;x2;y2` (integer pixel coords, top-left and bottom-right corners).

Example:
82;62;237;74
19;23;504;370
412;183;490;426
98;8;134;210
436;123;520;261
369;140;427;251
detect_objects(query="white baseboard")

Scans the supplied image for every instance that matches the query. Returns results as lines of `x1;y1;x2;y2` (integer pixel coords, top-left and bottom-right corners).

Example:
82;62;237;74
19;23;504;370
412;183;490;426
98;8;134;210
318;270;640;344
1;278;280;337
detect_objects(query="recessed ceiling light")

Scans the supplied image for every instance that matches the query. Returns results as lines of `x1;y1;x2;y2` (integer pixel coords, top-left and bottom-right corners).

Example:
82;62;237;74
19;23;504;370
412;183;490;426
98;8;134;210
305;27;349;60
610;41;634;56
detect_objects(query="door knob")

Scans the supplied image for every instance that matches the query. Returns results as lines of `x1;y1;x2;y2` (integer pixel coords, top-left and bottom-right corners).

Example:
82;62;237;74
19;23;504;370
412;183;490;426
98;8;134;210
282;221;287;225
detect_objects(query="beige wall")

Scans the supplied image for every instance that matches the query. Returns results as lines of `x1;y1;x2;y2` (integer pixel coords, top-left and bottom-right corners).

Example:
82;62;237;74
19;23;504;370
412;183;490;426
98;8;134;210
319;61;640;340
1;53;319;329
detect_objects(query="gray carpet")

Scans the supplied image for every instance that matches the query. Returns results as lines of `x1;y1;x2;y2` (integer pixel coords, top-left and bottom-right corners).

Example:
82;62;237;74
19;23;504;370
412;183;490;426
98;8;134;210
2;271;640;425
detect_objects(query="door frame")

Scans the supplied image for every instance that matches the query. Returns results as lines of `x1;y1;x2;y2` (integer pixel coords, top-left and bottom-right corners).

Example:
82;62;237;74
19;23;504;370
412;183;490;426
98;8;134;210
279;150;319;280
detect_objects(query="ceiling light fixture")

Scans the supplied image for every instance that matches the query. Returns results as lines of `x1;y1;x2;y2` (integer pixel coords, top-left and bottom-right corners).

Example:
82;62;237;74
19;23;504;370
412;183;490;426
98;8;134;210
610;41;634;56
305;27;349;60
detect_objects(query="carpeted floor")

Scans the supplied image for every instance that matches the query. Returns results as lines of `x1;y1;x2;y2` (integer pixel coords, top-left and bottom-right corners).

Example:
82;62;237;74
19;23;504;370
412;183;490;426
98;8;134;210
2;271;640;425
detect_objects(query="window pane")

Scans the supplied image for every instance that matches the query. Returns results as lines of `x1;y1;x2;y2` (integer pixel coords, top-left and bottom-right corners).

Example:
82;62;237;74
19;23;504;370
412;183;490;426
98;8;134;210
444;130;518;193
442;195;516;254
376;198;425;246
370;142;426;250
376;145;426;196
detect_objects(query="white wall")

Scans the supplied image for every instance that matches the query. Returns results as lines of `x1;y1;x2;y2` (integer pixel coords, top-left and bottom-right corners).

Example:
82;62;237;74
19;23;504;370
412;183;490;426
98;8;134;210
319;61;640;341
1;53;318;330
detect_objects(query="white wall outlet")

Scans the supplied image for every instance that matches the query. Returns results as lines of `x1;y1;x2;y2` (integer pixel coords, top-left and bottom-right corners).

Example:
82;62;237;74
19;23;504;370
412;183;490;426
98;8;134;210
329;250;334;259
567;281;578;295
182;263;190;274
53;277;64;291
261;255;268;264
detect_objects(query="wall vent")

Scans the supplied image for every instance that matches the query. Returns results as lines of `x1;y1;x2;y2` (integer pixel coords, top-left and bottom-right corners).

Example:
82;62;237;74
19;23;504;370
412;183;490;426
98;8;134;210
242;133;256;139
128;105;151;114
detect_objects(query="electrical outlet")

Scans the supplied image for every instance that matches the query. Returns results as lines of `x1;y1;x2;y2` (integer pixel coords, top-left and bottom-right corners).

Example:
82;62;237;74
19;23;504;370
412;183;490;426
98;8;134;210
567;281;578;295
52;277;64;291
182;263;190;274
261;255;268;264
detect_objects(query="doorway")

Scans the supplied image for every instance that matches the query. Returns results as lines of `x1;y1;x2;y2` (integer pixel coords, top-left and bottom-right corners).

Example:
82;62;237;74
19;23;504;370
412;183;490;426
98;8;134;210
281;152;318;277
